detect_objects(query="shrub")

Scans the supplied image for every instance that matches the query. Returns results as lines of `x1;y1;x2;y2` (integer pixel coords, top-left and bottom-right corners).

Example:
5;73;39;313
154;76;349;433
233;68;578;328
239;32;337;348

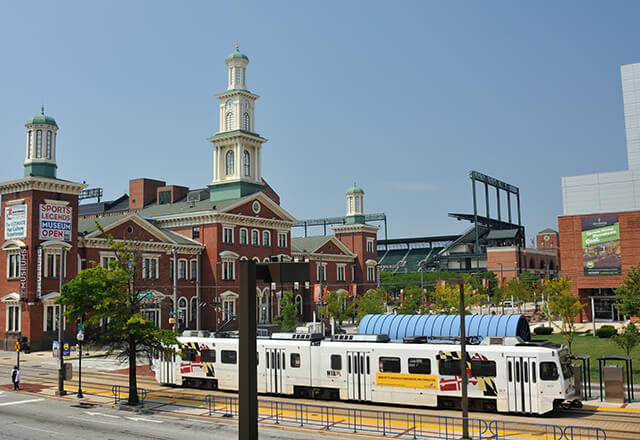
534;326;553;335
596;325;618;339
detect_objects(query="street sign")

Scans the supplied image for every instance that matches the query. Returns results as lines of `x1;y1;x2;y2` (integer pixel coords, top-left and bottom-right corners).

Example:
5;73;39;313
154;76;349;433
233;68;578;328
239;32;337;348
14;341;20;352
62;342;71;359
52;340;59;358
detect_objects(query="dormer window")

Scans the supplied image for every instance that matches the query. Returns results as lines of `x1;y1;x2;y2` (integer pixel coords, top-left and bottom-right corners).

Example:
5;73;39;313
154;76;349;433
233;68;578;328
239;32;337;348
27;131;32;158
243;150;250;176
225;150;234;175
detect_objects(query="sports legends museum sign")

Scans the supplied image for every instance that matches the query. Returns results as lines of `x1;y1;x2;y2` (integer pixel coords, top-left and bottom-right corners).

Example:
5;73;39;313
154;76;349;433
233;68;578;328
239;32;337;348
39;204;72;241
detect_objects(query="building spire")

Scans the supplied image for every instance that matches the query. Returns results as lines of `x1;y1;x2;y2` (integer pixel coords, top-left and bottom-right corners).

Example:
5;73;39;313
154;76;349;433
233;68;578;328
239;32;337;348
41;105;44;115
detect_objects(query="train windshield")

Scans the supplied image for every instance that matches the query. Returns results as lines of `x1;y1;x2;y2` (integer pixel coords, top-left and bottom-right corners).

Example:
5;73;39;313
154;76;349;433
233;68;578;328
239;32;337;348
560;355;572;379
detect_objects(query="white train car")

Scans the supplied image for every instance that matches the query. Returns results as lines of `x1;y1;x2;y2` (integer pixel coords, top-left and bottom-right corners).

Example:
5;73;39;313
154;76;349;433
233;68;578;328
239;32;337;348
152;332;577;415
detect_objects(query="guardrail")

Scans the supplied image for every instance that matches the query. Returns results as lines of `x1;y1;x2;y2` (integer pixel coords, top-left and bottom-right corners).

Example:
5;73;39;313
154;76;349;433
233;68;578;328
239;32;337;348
204;395;605;440
111;385;147;408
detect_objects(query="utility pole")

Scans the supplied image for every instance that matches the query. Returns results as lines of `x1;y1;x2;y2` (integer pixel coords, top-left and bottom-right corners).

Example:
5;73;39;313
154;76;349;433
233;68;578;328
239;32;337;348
57;247;66;396
459;280;469;440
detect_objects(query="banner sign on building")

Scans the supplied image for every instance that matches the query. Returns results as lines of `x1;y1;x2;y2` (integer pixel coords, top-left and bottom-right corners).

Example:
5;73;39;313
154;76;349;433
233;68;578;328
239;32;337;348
4;204;27;240
39;204;72;241
36;246;42;298
582;215;621;276
19;247;27;299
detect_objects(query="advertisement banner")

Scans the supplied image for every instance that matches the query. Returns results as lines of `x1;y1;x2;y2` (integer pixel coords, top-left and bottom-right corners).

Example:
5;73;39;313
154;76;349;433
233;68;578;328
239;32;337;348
376;372;438;389
39;204;72;241
36;246;42;298
4;204;27;240
19;247;27;299
582;215;621;276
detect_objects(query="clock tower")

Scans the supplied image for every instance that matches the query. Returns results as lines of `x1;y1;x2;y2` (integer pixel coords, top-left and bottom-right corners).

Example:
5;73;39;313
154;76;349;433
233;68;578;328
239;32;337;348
208;46;267;202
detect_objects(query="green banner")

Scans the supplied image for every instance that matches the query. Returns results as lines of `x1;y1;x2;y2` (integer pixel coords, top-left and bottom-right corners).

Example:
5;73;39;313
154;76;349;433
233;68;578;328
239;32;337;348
581;215;621;276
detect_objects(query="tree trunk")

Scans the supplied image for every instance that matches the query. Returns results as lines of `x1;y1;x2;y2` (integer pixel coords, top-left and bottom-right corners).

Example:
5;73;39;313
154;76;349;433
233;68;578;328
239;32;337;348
127;336;139;405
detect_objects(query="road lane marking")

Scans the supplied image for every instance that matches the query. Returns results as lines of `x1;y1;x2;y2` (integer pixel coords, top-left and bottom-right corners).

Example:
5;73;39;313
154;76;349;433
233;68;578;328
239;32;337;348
15;424;62;436
0;398;44;407
125;417;163;423
84;411;119;418
68;416;119;426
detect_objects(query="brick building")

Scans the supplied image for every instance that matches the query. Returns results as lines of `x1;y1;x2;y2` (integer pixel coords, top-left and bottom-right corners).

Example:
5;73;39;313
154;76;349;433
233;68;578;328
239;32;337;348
0;47;378;351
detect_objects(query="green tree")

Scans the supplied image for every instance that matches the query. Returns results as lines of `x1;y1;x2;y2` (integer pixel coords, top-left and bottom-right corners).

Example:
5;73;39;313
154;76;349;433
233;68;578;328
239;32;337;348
396;286;425;314
543;278;584;353
323;290;352;324
429;282;486;314
273;290;298;331
353;288;387;323
616;264;640;318
612;322;640;356
56;233;177;405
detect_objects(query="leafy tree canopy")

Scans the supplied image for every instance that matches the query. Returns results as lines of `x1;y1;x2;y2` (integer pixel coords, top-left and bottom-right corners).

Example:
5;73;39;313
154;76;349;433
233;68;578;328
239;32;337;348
274;290;298;331
543;278;584;353
323;290;352;324
616;264;640;318
428;282;486;314
353;288;387;323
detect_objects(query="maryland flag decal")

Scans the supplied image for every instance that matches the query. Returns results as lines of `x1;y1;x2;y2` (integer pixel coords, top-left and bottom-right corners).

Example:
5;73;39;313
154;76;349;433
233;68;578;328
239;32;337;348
437;351;497;397
179;341;215;377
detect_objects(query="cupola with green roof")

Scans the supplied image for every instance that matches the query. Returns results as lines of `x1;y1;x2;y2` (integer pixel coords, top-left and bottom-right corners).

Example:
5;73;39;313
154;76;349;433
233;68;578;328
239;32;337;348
24;106;58;179
209;46;267;202
345;182;365;224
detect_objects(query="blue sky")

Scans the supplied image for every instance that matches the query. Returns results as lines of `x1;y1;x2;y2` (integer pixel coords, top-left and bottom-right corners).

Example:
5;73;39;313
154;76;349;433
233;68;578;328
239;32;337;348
1;1;638;243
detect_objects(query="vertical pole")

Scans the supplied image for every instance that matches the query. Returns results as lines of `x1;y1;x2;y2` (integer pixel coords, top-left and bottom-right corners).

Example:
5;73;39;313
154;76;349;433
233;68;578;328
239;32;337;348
472;177;479;256
516;190;522;226
77;339;83;398
484;182;490;219
196;253;201;331
172;249;178;332
239;260;258;440
57;247;66;396
496;187;501;221
591;297;596;335
384;216;388;251
507;192;512;224
459;281;469;440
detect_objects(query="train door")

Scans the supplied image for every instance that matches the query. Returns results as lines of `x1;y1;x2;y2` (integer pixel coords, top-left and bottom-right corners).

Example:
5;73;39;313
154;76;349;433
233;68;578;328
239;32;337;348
347;351;371;401
157;349;176;385
265;347;286;394
506;356;538;413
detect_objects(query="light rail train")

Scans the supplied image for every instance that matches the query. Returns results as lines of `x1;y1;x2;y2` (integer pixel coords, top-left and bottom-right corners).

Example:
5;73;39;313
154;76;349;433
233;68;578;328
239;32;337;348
152;332;578;415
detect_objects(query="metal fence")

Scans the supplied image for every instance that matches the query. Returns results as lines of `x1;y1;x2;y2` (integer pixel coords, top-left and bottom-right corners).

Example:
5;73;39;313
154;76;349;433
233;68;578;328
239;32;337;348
111;385;147;407
204;395;605;440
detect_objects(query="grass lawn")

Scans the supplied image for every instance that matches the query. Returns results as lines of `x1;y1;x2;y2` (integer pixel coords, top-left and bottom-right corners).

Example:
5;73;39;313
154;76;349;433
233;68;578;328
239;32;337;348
531;333;640;384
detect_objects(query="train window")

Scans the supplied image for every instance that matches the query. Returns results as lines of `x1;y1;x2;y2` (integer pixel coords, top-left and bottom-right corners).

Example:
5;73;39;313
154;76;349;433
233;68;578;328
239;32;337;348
379;357;401;373
201;349;216;363
515;361;521;382
367;356;370;374
360;355;365;374
408;358;431;374
439;359;461;376
348;355;352;374
221;350;237;364
257;352;259;365
282;353;286;370
181;349;197;362
523;361;529;383
470;360;496;377
508;361;512;381
331;354;342;370
532;362;536;383
540;362;559;381
354;356;359;374
266;352;269;368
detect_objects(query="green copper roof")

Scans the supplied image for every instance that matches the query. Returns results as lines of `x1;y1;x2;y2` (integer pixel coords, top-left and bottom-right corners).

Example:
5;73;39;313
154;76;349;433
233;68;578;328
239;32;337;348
346;183;364;195
226;45;249;62
26;106;58;128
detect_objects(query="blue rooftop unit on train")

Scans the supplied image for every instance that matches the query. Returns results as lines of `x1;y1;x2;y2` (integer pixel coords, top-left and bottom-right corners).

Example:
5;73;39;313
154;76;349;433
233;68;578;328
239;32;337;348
357;314;531;342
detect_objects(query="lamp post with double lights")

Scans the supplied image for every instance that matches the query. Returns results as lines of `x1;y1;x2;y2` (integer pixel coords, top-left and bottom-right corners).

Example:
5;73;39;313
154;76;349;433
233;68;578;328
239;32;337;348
76;320;84;399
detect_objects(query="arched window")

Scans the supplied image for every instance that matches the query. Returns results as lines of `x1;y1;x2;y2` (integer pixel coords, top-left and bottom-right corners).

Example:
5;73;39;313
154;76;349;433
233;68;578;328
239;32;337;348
27;131;32;158
243;150;250;176
46;131;52;160
225;150;234;175
225;112;234;131
242;112;250;131
36;130;42;158
295;295;303;316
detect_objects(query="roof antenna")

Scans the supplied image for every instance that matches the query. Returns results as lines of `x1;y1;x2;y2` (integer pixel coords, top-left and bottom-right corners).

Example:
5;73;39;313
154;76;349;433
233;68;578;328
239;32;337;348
41;105;45;115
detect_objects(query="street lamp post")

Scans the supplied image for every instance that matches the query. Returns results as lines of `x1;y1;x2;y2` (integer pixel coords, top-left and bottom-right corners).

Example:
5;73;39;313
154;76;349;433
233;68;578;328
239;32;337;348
57;247;67;396
458;280;470;440
77;321;85;399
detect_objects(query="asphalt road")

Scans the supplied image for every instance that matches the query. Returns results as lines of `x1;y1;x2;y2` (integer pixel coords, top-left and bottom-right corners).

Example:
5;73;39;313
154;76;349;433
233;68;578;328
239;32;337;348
0;389;347;440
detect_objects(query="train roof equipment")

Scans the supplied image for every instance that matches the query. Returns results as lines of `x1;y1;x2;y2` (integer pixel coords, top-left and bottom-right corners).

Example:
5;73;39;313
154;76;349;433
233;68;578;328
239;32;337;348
358;314;531;342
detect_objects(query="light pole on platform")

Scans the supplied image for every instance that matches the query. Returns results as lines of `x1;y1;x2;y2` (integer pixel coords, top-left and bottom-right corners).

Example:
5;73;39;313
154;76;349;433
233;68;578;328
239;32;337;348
76;321;85;399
